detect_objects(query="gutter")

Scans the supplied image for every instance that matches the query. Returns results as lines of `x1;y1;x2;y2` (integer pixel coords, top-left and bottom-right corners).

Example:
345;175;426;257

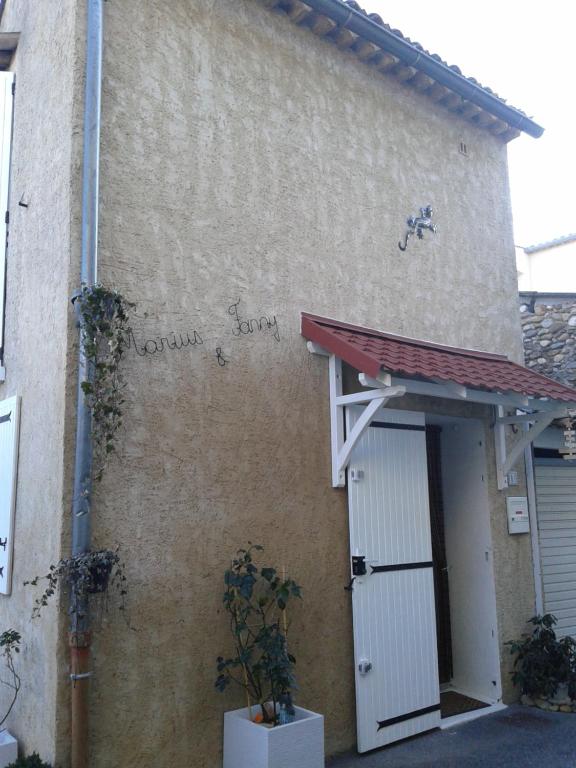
298;0;544;138
70;1;104;767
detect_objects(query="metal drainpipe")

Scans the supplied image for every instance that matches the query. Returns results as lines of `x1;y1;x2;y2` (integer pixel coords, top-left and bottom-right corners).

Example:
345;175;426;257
70;2;103;767
524;435;545;615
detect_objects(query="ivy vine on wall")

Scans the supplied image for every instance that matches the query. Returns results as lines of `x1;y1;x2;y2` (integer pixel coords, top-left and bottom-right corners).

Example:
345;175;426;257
72;284;135;482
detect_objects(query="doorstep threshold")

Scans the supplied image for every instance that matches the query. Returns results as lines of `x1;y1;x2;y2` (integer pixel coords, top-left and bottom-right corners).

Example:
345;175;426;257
440;702;507;729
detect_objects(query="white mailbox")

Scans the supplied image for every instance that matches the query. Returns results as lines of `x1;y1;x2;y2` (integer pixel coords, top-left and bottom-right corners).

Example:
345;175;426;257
506;496;530;535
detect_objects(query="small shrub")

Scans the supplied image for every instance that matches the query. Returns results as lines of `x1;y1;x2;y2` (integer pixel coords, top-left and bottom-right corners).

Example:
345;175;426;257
215;544;302;725
506;614;576;700
6;754;53;768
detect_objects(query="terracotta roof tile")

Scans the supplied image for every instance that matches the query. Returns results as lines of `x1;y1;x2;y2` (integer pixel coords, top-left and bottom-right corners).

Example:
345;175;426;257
260;0;542;140
341;0;513;108
301;313;576;403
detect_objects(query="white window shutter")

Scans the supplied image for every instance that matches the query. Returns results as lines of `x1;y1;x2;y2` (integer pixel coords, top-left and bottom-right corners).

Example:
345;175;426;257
0;72;14;361
0;395;20;595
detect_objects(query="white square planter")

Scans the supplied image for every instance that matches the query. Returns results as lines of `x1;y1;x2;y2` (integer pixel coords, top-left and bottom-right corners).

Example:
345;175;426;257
223;705;324;768
0;730;17;768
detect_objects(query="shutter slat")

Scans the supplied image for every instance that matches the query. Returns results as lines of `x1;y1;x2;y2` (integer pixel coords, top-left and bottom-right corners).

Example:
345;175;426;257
0;73;13;357
0;394;20;594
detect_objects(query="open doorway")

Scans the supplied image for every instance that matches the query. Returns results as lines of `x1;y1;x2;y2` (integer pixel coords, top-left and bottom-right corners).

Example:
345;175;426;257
425;415;503;723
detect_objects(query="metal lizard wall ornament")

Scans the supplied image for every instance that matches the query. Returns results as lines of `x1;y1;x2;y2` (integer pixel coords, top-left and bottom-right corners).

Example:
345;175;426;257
398;205;436;251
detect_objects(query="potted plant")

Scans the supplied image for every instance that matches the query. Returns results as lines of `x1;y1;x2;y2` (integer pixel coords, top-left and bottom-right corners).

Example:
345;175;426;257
5;755;52;768
0;630;21;768
216;545;323;768
506;614;576;711
24;549;127;620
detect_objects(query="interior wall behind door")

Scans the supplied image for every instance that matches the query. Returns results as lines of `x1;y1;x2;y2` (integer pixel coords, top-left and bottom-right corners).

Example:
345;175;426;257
426;426;453;685
440;418;502;702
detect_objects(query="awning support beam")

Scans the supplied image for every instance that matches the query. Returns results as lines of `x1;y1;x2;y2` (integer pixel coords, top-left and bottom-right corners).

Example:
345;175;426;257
493;407;564;489
308;345;574;491
326;354;405;487
336;389;405;481
359;372;567;412
360;371;572;491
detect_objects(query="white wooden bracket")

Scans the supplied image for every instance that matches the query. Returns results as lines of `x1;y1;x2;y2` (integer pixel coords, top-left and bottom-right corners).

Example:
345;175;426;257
493;406;566;490
306;342;573;491
330;358;405;486
308;348;405;487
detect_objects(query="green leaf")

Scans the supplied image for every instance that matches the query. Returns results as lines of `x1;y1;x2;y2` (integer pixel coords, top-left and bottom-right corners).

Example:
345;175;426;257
261;568;276;582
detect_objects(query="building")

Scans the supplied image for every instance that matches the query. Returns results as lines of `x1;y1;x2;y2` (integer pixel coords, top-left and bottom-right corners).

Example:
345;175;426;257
0;1;572;766
520;292;576;641
517;234;576;293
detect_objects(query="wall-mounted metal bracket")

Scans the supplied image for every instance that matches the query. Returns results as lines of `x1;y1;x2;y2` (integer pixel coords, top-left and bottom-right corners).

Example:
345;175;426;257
70;671;93;681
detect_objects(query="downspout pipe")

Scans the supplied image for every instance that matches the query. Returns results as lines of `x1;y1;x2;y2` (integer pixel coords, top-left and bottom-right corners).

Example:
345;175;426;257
70;2;103;767
524;437;545;615
299;0;544;139
72;0;102;562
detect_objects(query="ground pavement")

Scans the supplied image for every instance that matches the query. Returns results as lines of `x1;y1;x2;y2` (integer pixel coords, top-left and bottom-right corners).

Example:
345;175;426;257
326;705;576;768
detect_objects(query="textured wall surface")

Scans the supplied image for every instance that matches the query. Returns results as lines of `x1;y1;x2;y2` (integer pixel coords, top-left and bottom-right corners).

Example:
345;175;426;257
0;1;82;764
522;301;576;387
0;0;532;765
85;1;528;765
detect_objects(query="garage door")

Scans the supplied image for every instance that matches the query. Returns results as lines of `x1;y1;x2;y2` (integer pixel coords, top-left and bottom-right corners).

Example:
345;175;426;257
535;464;576;637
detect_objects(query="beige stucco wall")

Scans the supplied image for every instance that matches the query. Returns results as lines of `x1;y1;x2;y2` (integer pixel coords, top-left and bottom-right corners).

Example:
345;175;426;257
0;0;536;765
83;1;531;766
0;0;83;764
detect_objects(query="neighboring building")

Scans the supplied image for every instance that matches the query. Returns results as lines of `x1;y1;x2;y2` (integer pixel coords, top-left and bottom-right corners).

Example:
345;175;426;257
0;1;573;766
520;293;576;640
520;292;576;388
517;234;576;292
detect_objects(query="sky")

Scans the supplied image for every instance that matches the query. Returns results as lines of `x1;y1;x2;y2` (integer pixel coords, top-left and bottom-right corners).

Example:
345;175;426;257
363;0;574;250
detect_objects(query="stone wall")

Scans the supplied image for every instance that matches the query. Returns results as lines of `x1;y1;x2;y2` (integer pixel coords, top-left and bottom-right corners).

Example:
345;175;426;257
521;301;576;386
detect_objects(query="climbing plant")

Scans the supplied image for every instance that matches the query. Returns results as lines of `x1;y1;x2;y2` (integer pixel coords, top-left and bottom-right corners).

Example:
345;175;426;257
24;549;127;620
72;283;134;481
0;629;21;729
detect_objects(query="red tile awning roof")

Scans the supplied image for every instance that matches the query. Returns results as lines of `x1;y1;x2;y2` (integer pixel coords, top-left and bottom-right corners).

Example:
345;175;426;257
302;312;576;403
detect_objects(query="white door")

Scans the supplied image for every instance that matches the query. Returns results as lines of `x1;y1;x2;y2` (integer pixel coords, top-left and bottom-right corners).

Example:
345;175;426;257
346;407;440;753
